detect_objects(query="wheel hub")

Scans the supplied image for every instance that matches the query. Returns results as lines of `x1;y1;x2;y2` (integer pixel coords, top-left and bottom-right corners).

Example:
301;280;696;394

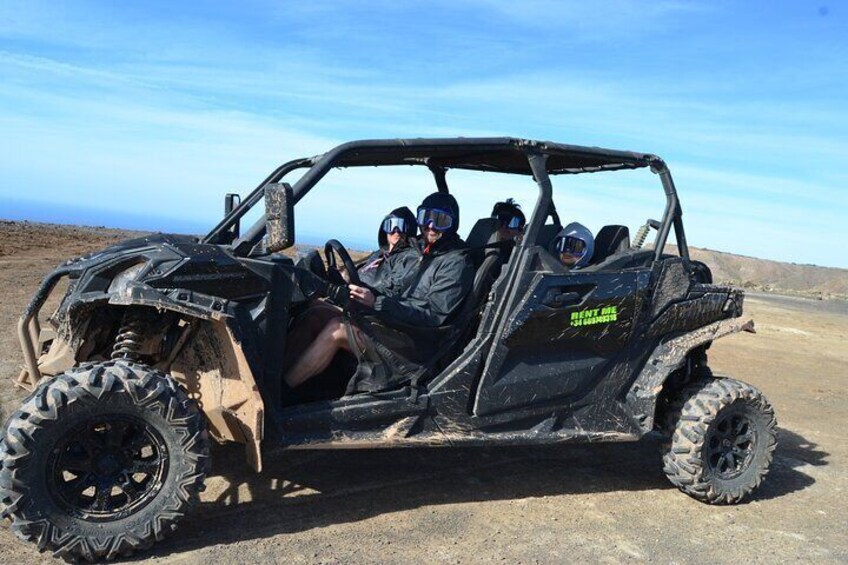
94;452;123;477
47;415;168;521
705;409;757;480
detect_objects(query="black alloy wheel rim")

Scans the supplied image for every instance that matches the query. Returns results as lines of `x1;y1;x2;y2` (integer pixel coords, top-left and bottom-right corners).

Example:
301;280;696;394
705;408;757;480
47;415;168;521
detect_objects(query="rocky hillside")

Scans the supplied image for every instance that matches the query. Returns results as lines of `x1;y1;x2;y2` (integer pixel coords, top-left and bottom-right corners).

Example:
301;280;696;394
688;247;848;300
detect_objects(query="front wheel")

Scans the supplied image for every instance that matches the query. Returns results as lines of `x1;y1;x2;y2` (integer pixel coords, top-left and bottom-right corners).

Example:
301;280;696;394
662;377;777;504
0;361;210;561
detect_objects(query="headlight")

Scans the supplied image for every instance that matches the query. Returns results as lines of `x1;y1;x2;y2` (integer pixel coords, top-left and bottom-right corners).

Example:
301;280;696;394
107;263;145;296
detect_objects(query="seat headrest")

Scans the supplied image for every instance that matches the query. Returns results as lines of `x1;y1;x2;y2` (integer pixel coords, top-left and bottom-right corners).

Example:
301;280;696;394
537;223;562;251
590;225;630;264
465;217;500;248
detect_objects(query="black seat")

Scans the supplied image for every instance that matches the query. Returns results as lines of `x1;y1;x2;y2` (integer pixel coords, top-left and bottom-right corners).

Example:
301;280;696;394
433;250;503;369
466;217;500;248
459;218;508;336
589;225;630;265
537;223;562;251
465;217;500;266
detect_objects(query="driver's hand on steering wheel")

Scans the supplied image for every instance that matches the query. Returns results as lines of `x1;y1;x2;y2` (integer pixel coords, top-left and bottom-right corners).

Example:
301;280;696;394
349;284;375;308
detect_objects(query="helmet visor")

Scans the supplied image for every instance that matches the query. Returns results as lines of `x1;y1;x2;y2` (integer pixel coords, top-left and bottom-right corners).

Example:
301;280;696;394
381;216;408;234
417;207;454;231
555;235;587;256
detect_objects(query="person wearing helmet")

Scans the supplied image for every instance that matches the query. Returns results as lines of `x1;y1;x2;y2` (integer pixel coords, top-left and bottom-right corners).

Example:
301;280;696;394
284;192;474;393
491;198;526;243
352;206;420;295
364;191;473;326
552;222;595;269
283;207;420;380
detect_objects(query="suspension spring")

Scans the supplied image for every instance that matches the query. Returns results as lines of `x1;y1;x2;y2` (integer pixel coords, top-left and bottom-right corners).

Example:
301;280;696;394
111;311;150;361
631;223;650;250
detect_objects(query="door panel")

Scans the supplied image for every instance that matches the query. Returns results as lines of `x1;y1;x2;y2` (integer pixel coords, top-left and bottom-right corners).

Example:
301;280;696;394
473;263;642;417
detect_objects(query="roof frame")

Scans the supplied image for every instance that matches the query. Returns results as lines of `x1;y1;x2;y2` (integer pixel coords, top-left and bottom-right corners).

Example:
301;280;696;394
309;137;659;177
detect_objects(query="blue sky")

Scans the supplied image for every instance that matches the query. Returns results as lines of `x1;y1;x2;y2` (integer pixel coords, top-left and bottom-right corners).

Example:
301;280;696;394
1;1;846;267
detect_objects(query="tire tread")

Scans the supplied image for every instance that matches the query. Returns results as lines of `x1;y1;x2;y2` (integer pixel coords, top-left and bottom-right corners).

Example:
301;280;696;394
662;376;777;504
0;360;210;562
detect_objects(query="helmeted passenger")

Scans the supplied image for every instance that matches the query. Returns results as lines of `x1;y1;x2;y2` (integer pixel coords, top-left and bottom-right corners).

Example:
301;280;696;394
283;192;474;393
369;192;472;326
552;222;594;269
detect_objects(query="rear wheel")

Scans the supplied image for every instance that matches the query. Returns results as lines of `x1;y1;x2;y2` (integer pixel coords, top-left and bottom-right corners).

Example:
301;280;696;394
662;377;776;504
0;361;210;561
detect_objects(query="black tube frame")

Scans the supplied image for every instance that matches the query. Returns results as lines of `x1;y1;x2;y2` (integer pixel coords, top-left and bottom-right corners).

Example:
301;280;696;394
201;138;687;265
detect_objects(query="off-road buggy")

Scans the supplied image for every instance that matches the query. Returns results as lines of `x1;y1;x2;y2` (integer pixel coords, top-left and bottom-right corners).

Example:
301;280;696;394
1;138;777;561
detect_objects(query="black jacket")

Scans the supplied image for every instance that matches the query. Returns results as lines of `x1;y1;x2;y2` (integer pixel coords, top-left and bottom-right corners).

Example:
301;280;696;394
372;233;473;327
357;206;420;297
357;243;421;297
346;194;472;393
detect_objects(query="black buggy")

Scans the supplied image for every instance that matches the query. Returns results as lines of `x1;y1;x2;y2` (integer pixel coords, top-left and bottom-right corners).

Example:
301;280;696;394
2;138;777;560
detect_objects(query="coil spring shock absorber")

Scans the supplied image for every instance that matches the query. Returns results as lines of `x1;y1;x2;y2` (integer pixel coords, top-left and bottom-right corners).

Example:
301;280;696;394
112;309;152;361
631;219;661;250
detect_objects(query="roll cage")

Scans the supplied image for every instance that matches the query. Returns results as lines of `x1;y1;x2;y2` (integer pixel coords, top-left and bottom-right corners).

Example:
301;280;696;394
203;137;690;262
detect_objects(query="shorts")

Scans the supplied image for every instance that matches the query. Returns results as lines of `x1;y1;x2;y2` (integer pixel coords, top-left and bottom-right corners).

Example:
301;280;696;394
344;313;430;393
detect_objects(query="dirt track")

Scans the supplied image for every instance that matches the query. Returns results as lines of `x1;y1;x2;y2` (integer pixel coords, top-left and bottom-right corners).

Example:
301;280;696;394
0;222;846;564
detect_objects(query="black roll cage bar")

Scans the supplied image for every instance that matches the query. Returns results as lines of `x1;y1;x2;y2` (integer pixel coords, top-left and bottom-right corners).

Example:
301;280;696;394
202;137;688;263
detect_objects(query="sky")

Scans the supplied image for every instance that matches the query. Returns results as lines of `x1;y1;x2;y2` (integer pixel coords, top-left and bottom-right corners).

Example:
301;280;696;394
0;1;846;267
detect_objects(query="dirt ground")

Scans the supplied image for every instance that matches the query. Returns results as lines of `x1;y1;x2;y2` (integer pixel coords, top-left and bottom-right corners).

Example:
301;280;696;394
0;222;846;564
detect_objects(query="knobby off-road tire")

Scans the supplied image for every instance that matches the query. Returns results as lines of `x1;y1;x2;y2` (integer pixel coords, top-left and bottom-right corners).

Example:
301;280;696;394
663;377;777;504
659;366;714;438
0;361;210;561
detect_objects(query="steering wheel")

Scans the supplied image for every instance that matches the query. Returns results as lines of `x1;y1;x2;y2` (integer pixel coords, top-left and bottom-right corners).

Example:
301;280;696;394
324;239;361;286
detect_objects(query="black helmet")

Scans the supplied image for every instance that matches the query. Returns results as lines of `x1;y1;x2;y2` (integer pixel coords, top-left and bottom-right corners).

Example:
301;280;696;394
377;206;418;248
416;192;460;235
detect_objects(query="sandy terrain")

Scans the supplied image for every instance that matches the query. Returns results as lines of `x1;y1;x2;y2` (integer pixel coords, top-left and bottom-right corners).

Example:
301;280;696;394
0;222;846;563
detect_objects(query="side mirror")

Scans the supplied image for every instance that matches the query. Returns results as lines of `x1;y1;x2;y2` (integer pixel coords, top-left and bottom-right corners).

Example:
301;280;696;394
265;182;295;252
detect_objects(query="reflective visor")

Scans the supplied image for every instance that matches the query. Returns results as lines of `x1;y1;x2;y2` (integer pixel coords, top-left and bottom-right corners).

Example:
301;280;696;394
417;207;454;231
381;216;407;234
555;235;587;255
494;213;525;230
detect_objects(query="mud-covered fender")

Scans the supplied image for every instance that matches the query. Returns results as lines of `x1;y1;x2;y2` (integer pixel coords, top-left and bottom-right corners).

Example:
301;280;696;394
168;320;265;472
625;317;755;433
16;282;229;389
108;281;230;321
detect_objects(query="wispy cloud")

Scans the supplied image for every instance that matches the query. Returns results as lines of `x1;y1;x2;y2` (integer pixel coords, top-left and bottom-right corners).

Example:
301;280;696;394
0;1;846;267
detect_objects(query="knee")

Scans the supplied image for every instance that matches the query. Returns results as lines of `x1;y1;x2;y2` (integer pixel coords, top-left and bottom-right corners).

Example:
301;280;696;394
331;320;350;344
321;318;348;344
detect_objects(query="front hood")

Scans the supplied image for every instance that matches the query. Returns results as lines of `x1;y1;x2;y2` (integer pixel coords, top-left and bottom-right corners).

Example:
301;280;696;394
54;231;267;312
69;233;199;269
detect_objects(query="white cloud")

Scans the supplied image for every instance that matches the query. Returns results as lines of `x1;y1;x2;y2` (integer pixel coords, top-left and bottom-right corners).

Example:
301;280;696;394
1;2;846;267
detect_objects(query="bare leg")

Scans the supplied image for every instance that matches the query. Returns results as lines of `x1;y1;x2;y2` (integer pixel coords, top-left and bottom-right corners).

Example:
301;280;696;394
283;318;353;388
283;302;343;369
